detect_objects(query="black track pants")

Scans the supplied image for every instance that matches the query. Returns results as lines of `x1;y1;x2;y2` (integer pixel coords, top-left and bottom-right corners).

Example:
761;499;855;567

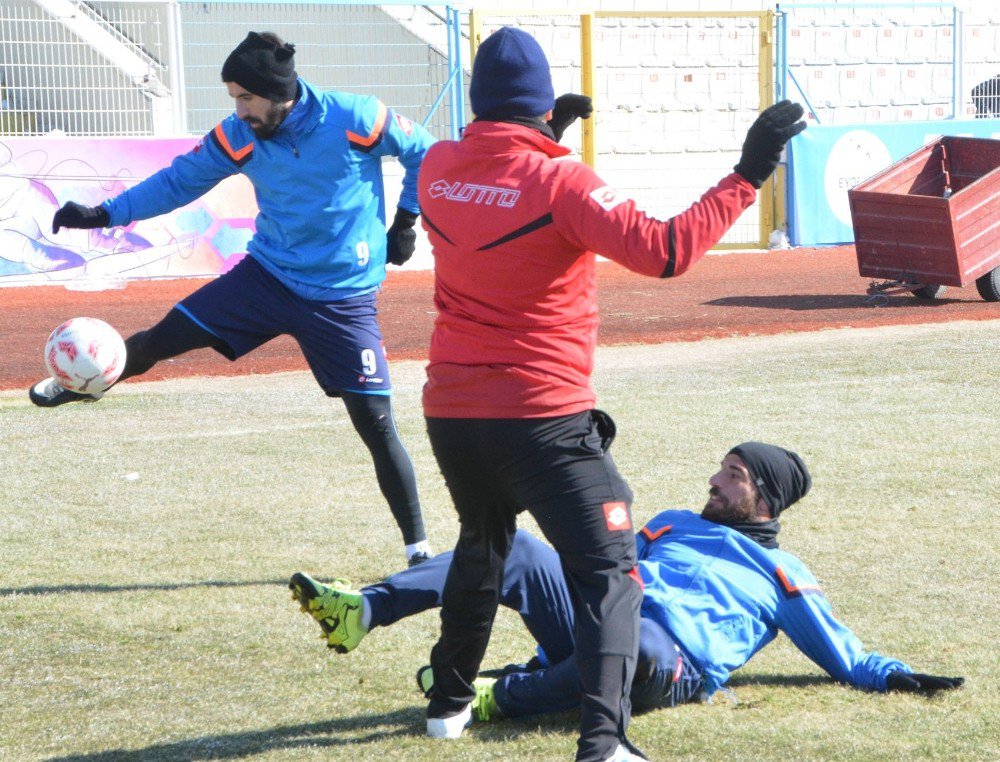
426;411;642;762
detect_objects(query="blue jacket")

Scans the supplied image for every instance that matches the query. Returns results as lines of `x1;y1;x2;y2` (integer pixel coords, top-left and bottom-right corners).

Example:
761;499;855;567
636;510;911;696
103;78;434;300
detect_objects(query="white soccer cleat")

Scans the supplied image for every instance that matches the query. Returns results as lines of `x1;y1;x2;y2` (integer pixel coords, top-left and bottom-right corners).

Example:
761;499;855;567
29;378;104;407
602;744;647;762
426;704;472;739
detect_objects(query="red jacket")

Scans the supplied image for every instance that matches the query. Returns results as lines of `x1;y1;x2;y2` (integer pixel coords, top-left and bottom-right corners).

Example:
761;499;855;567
419;121;756;419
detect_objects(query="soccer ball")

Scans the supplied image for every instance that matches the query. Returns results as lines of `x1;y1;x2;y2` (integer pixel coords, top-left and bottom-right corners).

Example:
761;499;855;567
44;317;127;394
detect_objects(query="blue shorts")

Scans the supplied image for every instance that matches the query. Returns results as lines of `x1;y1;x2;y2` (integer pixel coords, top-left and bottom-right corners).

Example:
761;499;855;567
177;256;391;396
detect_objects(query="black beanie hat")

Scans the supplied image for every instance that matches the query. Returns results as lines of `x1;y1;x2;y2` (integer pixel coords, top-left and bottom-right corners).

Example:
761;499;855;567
728;442;812;517
470;27;555;120
221;32;298;102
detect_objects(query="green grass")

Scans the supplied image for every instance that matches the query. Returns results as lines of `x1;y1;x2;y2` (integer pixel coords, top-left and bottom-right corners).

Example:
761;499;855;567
1;320;997;761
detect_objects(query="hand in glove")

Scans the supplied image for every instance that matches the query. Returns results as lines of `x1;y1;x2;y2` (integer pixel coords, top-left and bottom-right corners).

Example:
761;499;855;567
386;208;418;266
885;671;965;693
734;100;807;189
52;202;111;234
547;93;593;143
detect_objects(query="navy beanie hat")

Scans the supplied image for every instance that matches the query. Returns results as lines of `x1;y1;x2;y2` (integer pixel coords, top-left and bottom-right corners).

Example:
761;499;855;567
470;27;555;120
221;32;298;102
728;442;812;517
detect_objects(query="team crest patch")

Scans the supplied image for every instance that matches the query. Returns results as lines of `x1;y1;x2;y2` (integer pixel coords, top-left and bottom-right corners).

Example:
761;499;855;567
589;186;628;212
395;113;413;136
603;501;631;531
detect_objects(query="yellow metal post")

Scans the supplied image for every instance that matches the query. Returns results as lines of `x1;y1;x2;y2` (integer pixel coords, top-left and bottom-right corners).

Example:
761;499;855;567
469;10;483;78
581;14;596;169
758;10;776;247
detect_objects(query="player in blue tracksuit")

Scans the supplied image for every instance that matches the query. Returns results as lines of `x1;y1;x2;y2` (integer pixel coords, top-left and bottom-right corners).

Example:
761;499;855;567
35;32;437;566
290;442;963;720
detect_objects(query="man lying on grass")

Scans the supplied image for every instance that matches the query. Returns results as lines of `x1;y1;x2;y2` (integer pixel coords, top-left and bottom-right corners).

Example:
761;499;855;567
289;441;963;721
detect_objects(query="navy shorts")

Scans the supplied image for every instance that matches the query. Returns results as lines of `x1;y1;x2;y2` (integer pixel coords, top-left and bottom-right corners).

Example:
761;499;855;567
176;256;392;396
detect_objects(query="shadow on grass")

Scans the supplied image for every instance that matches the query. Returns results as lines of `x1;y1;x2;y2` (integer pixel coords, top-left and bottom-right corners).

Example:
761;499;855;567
47;709;575;761
704;294;967;310
1;578;290;597
47;709;422;761
727;673;832;689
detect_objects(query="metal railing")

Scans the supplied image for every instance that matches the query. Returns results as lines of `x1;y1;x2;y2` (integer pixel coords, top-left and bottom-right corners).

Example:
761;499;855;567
1;1;464;139
776;2;1000;124
1;0;176;135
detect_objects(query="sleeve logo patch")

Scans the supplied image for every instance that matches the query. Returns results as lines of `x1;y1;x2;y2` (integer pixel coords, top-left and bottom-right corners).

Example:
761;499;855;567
395;113;414;136
192;136;206;154
604;501;631;531
589;185;628;212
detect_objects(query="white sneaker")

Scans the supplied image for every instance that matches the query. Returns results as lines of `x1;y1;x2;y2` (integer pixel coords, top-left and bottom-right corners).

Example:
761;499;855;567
29;378;104;407
426;704;472;739
603;744;646;762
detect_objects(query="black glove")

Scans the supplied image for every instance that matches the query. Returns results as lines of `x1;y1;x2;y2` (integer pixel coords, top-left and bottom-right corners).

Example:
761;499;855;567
885;671;965;693
547;93;593;142
52;201;110;233
734;100;807;189
386;208;418;266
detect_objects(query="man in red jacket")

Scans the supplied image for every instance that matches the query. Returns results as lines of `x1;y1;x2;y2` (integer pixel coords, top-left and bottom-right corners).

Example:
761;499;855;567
416;26;805;762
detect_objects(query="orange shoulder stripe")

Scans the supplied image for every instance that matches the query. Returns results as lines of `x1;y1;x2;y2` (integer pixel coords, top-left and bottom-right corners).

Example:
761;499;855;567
346;102;388;147
776;566;823;598
213;124;254;163
640;524;673;542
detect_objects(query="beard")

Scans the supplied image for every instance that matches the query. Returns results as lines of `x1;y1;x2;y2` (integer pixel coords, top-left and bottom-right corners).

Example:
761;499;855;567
701;487;759;525
243;101;291;139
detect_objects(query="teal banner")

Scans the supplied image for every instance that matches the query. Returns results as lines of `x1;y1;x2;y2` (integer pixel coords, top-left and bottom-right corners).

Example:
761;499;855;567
787;119;1000;246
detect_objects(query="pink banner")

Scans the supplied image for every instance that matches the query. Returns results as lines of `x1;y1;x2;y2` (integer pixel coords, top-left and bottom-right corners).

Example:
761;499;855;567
0;136;256;288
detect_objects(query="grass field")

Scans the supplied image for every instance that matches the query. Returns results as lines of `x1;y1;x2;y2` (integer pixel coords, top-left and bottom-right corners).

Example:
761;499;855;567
1;320;997;761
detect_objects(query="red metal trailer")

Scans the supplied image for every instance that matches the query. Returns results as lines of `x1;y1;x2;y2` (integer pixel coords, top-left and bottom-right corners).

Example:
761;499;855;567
848;135;1000;302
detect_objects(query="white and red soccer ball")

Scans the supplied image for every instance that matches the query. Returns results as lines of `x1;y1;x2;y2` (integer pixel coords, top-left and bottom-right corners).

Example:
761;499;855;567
44;317;126;394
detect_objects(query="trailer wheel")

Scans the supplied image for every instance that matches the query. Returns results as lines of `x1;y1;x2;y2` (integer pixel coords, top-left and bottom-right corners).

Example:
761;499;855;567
914;284;947;299
975;266;1000;301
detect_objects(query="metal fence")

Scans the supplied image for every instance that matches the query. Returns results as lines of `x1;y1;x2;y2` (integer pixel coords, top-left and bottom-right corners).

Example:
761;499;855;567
0;0;178;135
470;10;774;248
3;1;999;249
964;6;1000;119
778;2;1000;124
178;2;462;138
0;0;463;140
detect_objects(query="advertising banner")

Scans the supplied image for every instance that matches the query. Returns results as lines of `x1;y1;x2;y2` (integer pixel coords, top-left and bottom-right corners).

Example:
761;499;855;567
0;137;256;288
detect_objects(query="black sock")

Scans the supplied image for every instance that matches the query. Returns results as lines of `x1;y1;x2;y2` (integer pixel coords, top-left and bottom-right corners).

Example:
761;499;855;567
120;308;224;381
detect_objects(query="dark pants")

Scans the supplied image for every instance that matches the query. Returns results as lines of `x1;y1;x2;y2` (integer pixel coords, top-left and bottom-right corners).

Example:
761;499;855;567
364;530;703;716
425;411;643;762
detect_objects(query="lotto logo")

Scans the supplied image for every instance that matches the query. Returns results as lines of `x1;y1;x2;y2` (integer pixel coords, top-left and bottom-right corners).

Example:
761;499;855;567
427;179;520;207
590;185;628;212
603;501;631;531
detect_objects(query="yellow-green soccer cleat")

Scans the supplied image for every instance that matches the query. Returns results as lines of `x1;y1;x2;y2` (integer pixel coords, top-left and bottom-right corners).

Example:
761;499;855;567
416;665;501;722
289;572;368;654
